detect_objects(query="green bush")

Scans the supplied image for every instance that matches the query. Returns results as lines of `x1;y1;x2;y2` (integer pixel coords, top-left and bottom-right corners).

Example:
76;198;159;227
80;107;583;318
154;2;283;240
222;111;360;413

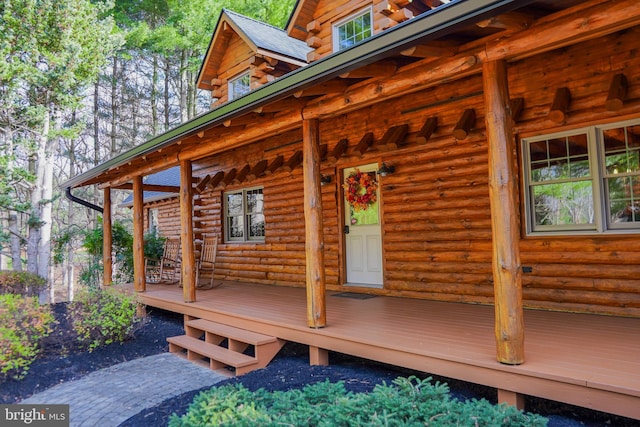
0;294;55;379
0;270;47;297
169;377;548;427
79;220;166;286
69;287;142;351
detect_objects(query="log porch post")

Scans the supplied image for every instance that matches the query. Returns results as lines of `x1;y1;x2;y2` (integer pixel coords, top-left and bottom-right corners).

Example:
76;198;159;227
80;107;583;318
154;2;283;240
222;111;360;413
102;187;112;286
482;60;525;365
180;159;196;302
132;175;146;292
303;118;327;328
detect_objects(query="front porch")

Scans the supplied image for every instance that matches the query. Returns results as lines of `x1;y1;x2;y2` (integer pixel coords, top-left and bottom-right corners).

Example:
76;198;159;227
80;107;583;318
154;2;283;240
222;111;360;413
135;281;640;420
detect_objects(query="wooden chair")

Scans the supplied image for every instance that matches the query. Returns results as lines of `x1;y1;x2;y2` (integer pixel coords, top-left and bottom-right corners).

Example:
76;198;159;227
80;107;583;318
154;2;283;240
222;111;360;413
196;236;219;289
145;238;181;284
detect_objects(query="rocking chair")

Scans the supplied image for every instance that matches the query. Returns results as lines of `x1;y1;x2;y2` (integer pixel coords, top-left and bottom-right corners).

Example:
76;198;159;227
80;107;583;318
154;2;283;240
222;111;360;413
196;236;219;289
145;238;181;284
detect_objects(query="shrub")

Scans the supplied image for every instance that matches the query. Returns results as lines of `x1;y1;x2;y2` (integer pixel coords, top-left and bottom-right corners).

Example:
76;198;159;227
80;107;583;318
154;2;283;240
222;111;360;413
0;270;47;297
169;377;548;427
69;286;142;351
0;294;55;379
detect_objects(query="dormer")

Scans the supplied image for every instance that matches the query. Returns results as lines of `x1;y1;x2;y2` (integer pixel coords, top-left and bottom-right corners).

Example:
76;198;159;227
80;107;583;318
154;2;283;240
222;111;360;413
197;9;312;108
287;0;446;62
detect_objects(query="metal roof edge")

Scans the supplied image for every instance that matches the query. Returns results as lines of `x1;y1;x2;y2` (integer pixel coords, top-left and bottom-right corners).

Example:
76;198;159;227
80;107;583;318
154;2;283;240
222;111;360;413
62;0;532;189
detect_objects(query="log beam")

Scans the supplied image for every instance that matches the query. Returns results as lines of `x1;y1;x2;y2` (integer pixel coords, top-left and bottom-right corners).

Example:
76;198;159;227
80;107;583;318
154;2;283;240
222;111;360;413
234;165;251;184
208;171;225;189
453;109;476;140
265;155;284;175
509;98;524;123
283;151;303;172
132;176;145;292
380;124;409;150
482;60;524;365
180;160;196;303
303;118;326;328
103;187;112;286
221;169;236;188
194;174;211;194
247;159;268;180
605;73;628;111
328;138;348;162
354;132;375;156
416;116;438;145
549;87;571;124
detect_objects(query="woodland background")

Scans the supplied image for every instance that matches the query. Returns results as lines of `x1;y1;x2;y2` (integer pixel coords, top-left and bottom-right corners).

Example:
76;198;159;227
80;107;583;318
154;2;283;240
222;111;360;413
0;0;295;301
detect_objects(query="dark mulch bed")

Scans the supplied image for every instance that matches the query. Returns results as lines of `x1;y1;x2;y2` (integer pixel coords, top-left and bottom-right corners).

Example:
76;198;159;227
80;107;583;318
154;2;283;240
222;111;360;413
2;303;637;427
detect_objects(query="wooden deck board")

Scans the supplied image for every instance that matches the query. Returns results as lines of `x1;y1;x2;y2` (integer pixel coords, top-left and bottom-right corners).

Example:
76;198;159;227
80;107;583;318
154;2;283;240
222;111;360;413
137;281;640;419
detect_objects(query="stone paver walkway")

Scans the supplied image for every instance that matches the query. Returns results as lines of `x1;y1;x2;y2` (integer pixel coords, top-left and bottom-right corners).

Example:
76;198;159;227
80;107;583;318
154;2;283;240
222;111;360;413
20;353;226;427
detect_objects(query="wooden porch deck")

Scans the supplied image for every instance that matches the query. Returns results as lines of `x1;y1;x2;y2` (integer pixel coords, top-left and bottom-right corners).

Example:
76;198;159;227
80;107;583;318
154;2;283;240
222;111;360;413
136;281;640;420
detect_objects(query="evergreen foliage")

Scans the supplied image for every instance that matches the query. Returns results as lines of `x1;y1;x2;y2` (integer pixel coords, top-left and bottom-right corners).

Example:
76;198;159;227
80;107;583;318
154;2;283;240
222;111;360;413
169;377;548;427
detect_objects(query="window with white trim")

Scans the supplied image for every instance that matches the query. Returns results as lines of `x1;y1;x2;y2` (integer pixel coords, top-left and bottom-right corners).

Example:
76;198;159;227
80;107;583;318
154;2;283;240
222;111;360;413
522;119;640;234
333;8;373;52
228;71;251;100
224;187;265;242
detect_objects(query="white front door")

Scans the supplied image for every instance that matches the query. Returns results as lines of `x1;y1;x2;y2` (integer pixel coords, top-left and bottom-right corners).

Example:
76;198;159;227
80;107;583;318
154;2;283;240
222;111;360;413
343;164;383;287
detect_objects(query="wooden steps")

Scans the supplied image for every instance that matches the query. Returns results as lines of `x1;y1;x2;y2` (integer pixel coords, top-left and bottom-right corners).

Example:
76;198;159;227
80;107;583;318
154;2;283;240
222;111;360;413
167;317;285;375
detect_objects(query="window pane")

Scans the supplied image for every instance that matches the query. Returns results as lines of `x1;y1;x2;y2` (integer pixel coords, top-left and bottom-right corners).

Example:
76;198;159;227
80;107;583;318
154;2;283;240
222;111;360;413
532;181;594;226
529;134;590;183
227;193;243;216
248;213;265;238
230;72;250;100
228;216;244;238
608;176;640;223
246;189;263;214
336;11;372;51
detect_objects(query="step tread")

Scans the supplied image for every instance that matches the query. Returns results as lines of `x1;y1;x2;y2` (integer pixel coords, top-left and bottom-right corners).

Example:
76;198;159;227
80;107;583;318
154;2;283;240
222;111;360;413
185;319;277;345
167;335;257;368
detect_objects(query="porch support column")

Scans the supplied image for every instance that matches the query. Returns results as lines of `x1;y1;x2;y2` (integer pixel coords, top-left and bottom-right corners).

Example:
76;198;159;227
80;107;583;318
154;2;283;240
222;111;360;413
180;159;196;303
482;60;524;365
102;187;112;286
132;176;145;292
303;118;326;328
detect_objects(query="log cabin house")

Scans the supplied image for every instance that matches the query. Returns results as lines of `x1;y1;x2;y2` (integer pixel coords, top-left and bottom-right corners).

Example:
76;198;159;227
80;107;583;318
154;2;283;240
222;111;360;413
63;0;640;420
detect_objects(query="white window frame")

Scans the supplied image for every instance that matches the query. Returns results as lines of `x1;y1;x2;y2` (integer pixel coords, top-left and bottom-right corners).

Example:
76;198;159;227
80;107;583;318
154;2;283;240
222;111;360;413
332;7;373;52
228;71;251;101
522;118;640;235
224;187;265;242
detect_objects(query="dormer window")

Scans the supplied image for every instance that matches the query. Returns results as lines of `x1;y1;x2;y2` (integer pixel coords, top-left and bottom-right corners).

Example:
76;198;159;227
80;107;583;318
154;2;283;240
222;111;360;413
229;71;251;100
333;8;373;51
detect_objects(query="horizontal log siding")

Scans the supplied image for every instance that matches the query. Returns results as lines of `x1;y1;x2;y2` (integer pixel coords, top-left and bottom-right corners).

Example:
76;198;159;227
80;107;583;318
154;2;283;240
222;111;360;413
508;28;640;316
307;0;400;61
146;198;180;239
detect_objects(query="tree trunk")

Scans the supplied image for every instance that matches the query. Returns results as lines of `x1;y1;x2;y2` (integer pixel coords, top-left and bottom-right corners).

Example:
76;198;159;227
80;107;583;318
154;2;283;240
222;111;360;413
27;108;53;303
8;212;23;271
164;57;170;130
110;56;118;156
180;49;189;122
151;54;159;135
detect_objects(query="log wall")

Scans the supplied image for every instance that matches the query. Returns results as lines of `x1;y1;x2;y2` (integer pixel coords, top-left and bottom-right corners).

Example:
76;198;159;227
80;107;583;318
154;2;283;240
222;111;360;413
305;0;414;61
143;27;640;317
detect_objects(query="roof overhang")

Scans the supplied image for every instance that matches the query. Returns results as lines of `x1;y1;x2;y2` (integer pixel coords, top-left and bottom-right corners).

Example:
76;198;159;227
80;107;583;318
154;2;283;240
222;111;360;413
63;0;535;190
